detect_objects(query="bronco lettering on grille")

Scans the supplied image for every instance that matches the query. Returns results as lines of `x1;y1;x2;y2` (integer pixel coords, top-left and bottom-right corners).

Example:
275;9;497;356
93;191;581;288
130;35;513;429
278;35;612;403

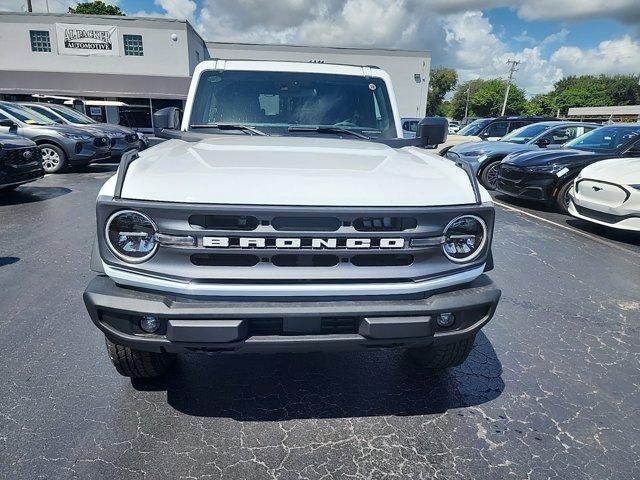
202;237;405;249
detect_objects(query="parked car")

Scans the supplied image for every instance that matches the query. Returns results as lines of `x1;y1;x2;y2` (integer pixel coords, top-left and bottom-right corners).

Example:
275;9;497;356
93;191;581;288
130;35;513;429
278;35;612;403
84;60;501;379
496;124;640;213
0;101;110;173
568;157;640;232
19;102;143;157
458;116;559;141
448;120;460;134
0;130;43;191
447;122;600;189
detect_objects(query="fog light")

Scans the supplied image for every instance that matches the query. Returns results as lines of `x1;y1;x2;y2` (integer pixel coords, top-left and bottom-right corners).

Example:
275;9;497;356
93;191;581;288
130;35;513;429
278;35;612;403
436;312;456;328
139;316;160;333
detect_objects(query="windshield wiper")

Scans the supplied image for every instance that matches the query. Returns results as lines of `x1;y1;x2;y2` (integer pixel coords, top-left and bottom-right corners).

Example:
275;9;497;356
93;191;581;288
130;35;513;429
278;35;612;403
190;123;268;136
288;126;370;140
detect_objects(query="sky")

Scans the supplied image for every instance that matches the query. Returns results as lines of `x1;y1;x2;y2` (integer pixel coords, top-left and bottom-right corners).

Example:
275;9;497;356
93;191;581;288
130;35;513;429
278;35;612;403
2;0;640;96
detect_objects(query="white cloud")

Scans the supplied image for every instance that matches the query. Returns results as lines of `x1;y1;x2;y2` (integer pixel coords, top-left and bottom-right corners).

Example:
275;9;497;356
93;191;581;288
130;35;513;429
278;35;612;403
550;35;640;76
516;0;640;25
153;0;195;20
541;28;569;46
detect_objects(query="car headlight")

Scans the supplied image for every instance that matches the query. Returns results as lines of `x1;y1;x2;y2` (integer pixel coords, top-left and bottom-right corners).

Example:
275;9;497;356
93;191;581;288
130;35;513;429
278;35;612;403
526;164;567;174
105;210;158;263
63;133;92;141
442;215;487;263
462;151;483;157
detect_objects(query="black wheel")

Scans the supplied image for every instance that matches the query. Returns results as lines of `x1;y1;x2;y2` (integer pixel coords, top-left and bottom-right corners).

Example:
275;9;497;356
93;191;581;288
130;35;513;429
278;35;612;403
554;180;573;214
105;337;176;378
39;144;67;174
408;336;475;369
479;160;501;190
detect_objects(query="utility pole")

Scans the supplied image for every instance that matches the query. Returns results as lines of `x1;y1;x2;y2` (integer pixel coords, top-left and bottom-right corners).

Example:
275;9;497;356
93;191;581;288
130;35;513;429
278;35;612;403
26;0;33;12
464;87;471;120
500;59;520;116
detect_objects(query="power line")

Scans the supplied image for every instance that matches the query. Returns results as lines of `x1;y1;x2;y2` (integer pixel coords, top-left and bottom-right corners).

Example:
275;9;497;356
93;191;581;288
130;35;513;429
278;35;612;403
500;59;520;116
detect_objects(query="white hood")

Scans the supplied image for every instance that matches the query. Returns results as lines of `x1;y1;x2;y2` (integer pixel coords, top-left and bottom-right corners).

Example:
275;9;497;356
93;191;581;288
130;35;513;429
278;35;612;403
581;158;640;185
115;136;479;207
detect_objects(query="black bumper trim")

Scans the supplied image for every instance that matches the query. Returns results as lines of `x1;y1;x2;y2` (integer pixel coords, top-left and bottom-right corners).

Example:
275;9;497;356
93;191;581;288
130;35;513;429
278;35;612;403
84;275;501;354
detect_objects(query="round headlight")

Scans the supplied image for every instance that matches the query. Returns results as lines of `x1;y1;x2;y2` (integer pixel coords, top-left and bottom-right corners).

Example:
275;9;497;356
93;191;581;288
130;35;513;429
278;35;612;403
105;210;158;263
442;215;487;263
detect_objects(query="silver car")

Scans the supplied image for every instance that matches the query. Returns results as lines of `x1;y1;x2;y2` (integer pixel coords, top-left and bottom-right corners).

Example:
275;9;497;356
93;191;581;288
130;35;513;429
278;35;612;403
0;102;111;173
19;103;144;157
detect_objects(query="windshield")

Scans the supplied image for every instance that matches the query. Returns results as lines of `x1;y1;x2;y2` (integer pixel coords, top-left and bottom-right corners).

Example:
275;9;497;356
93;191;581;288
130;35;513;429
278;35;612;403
1;103;57;125
563;125;640;151
190;70;397;138
458;119;492;136
51;105;96;125
501;123;553;144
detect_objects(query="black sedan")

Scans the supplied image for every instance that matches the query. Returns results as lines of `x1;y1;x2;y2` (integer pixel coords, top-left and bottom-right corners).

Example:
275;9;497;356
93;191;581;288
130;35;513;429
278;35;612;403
496;124;640;213
0;131;43;192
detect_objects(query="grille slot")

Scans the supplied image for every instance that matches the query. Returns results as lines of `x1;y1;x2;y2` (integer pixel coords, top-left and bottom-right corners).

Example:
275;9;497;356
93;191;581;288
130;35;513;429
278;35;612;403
190;214;259;230
351;254;413;267
191;254;260;267
94;137;109;148
499;166;524;181
272;255;339;267
272;216;341;231
247;317;358;336
353;217;417;231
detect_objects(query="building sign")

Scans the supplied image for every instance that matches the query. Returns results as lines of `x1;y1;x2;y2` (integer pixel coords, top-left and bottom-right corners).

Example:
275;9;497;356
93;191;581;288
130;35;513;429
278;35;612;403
55;23;120;56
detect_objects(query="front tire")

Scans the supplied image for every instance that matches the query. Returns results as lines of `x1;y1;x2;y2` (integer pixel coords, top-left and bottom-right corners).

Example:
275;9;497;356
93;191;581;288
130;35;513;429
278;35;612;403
479;160;501;190
554;180;573;214
408;336;475;369
105;338;176;378
39;144;67;174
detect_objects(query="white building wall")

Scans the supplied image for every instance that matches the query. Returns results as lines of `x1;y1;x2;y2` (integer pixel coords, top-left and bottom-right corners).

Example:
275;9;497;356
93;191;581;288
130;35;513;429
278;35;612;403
0;13;193;77
206;43;430;118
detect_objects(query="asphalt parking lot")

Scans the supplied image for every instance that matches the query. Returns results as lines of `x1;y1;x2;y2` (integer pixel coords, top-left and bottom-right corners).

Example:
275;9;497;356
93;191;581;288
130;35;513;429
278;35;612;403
1;165;639;480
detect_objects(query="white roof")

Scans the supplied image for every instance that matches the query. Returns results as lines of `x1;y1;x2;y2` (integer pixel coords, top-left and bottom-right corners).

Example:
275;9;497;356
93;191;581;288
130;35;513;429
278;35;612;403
567;105;640;116
197;59;383;77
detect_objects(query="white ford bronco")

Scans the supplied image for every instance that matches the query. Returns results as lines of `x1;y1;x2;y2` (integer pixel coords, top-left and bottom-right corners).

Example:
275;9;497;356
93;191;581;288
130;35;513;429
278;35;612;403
84;60;501;378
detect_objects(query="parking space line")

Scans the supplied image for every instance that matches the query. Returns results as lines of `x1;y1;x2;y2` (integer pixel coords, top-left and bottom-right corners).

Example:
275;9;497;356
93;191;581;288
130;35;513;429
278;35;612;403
493;200;640;258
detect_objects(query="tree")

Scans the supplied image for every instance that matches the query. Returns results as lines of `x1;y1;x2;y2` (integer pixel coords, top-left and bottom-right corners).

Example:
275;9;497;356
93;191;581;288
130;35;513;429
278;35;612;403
525;93;557;116
449;78;527;119
426;67;457;116
69;1;124;15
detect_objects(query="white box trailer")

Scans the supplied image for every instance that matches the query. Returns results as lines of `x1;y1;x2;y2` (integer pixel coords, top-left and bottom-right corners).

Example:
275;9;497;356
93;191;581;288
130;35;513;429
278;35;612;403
206;42;430;119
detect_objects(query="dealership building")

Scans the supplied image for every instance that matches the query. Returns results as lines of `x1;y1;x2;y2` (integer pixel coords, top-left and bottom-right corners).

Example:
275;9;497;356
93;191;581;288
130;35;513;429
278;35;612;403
0;12;431;132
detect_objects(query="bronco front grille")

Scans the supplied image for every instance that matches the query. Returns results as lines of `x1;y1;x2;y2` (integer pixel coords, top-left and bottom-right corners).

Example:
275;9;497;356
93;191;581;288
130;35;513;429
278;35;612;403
98;200;495;284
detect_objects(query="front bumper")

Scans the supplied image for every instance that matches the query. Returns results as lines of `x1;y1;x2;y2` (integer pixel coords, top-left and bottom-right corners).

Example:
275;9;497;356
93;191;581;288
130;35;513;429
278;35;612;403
0;163;43;188
496;169;556;202
67;140;111;165
84;274;501;354
109;137;141;157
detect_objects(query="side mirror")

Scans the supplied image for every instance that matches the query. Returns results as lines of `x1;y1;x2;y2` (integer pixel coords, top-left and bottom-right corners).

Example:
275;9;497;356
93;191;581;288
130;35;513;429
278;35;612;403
535;138;551;148
153;107;182;136
417;117;448;147
0;119;16;130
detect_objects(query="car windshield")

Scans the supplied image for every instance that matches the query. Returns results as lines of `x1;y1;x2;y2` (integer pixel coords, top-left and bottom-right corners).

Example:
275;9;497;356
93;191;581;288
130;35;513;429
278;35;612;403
52;106;96;125
458;119;492;136
501;123;553;144
190;70;397;138
563;125;640;151
1;103;57;126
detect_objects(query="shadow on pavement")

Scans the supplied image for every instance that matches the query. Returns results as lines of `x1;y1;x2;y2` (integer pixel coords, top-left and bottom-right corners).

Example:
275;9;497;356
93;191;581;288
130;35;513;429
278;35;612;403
566;219;640;246
0;186;71;206
133;332;504;420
